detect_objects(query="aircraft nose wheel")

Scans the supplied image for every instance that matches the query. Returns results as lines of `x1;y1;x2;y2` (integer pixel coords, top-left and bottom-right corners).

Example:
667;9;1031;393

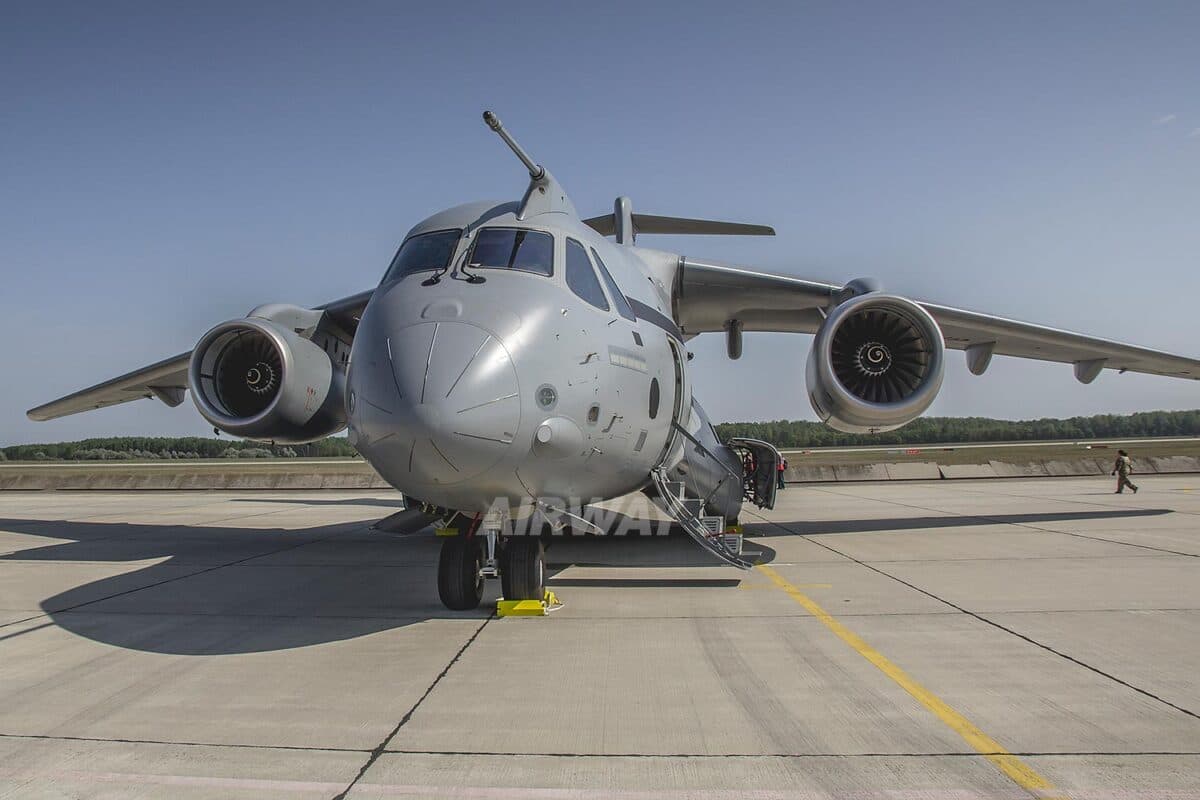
501;537;545;601
437;536;485;610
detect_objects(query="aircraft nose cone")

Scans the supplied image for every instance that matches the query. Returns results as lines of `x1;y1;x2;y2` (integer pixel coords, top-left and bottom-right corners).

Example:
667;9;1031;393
384;321;521;485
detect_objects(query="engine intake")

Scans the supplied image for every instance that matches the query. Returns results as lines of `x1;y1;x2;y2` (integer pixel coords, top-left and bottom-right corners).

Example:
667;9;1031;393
189;314;346;443
806;294;945;433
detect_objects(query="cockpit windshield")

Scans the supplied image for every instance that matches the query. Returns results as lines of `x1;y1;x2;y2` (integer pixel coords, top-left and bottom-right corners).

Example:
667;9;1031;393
381;229;462;283
466;228;553;276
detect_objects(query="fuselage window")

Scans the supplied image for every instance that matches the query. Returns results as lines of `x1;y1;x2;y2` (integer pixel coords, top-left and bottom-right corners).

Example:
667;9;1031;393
565;238;609;311
649;378;661;419
590;249;637;322
467;227;554;277
381;229;462;283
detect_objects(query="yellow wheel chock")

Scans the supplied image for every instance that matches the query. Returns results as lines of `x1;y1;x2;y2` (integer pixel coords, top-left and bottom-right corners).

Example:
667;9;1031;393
497;589;561;617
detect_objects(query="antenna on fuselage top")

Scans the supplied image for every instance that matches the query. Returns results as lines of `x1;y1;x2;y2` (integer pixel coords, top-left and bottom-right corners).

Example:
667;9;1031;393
483;110;577;220
483;110;544;180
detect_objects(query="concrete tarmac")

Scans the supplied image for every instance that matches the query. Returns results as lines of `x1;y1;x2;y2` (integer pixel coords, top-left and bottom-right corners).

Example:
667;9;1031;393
1;476;1198;798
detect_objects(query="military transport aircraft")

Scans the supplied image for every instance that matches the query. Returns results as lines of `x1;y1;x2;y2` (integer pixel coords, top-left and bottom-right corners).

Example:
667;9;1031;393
29;111;1200;610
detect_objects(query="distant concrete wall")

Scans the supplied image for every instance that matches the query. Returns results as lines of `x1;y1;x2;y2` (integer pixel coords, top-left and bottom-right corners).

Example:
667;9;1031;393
784;455;1200;483
832;464;891;482
884;462;942;480
1148;456;1200;473
988;460;1049;478
788;465;838;483
0;468;392;491
1042;459;1105;477
937;464;998;480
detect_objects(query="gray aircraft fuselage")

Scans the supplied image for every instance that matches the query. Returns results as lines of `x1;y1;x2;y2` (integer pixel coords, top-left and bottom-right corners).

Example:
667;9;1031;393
347;199;739;522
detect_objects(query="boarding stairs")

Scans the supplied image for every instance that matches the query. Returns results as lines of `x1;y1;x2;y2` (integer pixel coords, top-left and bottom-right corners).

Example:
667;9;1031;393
650;466;754;569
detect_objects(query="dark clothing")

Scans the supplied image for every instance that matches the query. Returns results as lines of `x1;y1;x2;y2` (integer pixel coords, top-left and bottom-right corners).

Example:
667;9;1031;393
777;459;787;489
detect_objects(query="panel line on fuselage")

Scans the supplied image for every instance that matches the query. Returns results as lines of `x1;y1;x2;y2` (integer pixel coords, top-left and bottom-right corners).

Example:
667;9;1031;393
455;393;519;415
420;322;440;405
454;431;514;445
428;438;459;472
445;336;492;400
385;337;405;400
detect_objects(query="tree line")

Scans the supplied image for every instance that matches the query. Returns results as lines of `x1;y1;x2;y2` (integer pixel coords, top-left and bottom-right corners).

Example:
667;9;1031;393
4;410;1198;461
1;436;360;462
714;409;1200;448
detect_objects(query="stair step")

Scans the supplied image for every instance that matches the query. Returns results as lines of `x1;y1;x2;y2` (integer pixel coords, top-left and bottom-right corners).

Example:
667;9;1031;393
650;467;752;570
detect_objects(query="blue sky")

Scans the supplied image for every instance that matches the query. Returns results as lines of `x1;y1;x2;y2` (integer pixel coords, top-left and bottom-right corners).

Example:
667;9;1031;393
3;1;1199;445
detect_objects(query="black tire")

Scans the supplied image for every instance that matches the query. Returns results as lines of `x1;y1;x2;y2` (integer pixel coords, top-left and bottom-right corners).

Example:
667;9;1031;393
500;537;545;601
437;536;484;610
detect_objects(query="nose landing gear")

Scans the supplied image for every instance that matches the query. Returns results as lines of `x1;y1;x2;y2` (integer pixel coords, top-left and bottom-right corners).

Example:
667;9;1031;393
435;513;547;611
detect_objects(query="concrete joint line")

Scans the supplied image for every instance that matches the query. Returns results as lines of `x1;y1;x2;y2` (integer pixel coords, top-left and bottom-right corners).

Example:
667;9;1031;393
332;614;494;800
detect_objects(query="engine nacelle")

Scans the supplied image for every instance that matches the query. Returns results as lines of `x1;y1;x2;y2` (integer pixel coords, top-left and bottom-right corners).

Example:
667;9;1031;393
806;293;945;433
189;310;347;444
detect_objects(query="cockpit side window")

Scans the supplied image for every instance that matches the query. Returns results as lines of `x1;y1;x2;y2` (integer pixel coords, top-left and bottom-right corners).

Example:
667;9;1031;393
381;229;462;283
591;249;637;322
467;227;554;276
565;238;609;311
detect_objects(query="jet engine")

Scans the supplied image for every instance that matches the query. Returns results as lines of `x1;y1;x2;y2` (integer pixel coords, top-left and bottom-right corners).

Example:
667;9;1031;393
806;293;945;433
189;306;347;443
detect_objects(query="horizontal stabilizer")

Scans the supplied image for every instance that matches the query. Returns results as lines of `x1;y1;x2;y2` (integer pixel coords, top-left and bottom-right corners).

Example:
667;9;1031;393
583;212;775;238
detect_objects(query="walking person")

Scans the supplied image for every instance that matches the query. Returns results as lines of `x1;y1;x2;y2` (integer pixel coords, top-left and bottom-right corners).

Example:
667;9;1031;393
777;457;787;490
1111;449;1139;494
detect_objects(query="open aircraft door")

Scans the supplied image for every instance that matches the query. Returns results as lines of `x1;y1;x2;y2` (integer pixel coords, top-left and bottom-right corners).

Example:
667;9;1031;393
729;438;782;511
655;337;692;468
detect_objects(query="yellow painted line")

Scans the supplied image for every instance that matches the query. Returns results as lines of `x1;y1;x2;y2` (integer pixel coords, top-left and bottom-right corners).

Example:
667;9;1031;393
739;582;832;591
756;563;1065;799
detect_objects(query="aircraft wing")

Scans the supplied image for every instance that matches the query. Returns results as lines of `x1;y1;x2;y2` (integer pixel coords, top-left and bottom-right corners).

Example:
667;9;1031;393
27;289;375;422
676;259;1200;381
27;352;194;422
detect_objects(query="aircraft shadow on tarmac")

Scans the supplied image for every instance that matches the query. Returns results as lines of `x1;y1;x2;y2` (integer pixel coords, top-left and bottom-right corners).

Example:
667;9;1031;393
546;577;744;588
0;511;773;657
0;505;1167;656
739;508;1171;536
228;497;409;508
